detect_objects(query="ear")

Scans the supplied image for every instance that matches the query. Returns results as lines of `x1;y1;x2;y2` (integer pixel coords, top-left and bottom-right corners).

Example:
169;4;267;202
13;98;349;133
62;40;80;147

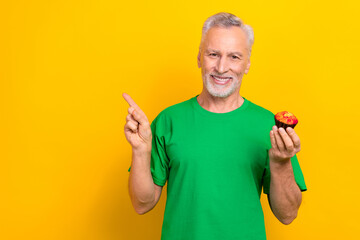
245;59;251;74
197;49;201;68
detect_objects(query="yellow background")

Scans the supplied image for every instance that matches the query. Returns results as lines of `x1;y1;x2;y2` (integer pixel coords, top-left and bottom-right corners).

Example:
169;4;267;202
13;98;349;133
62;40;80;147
1;0;360;239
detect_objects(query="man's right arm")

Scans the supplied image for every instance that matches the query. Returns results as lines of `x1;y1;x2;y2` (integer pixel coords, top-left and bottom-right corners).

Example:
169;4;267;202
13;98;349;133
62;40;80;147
123;93;162;215
128;149;163;215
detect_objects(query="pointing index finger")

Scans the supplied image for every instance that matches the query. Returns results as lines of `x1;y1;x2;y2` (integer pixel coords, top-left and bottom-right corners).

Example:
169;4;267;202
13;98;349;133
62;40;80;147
122;93;149;124
122;93;139;109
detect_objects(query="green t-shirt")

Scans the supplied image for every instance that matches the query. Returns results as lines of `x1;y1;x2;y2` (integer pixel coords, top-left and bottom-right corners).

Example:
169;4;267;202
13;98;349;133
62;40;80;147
129;95;307;240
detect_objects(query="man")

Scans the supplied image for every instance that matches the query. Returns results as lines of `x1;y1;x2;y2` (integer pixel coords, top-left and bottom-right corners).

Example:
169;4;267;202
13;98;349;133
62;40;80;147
123;12;307;240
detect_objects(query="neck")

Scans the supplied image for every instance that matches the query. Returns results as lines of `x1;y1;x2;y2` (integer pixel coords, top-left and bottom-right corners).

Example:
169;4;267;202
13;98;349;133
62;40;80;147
197;90;244;113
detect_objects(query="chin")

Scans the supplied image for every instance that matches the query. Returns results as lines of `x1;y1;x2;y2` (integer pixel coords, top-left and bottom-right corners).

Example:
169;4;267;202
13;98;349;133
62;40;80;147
204;76;239;98
208;90;234;98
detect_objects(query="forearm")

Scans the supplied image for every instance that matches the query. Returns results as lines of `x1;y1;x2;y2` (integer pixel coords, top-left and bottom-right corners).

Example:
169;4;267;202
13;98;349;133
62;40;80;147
269;158;302;224
128;149;156;214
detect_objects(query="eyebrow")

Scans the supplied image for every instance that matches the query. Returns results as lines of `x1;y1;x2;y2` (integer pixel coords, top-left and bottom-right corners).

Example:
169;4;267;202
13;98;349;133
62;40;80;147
206;48;244;57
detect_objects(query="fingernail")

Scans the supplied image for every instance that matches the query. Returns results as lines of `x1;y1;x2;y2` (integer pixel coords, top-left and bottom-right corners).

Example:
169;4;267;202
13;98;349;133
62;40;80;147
287;127;293;132
279;127;285;132
273;126;278;131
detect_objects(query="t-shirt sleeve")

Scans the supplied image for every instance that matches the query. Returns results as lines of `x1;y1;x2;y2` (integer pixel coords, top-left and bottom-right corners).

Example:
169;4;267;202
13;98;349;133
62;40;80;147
262;154;307;194
127;114;170;187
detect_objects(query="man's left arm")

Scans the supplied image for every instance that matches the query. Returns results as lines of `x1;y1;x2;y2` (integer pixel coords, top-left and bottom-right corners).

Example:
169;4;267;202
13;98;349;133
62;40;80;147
267;125;302;225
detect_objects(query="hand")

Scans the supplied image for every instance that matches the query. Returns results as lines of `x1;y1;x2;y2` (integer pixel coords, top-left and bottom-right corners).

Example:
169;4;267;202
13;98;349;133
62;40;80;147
269;126;301;163
123;93;152;152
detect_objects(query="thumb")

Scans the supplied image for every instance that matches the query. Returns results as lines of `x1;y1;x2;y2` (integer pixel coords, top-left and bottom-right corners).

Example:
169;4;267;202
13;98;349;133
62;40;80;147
131;109;152;141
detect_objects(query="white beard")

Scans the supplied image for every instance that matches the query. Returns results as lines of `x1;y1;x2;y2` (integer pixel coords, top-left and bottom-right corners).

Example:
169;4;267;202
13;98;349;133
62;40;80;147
202;73;241;98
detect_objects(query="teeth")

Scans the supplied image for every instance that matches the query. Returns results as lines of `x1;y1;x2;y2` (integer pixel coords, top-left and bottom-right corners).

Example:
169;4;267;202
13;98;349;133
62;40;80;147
213;75;231;81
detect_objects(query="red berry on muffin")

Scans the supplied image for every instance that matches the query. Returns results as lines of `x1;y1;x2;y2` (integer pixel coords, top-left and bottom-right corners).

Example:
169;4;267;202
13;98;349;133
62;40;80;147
274;111;298;129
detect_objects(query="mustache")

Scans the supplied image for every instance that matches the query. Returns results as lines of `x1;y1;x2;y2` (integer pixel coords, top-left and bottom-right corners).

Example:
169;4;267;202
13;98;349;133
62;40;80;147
208;73;236;79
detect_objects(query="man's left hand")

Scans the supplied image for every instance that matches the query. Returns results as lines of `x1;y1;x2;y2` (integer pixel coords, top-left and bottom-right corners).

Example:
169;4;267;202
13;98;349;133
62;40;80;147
269;126;301;163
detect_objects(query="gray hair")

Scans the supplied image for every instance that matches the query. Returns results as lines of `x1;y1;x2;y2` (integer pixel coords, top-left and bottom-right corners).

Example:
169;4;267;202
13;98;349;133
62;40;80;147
200;12;254;56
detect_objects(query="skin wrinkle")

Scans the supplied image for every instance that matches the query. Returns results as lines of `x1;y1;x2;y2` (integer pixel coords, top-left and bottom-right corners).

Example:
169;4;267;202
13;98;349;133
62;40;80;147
197;26;251;112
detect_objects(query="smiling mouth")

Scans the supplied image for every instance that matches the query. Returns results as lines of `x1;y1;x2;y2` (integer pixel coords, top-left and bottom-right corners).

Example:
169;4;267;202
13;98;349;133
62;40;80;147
210;74;232;85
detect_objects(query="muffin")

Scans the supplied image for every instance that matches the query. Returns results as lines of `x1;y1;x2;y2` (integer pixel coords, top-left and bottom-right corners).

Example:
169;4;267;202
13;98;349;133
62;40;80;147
274;111;298;129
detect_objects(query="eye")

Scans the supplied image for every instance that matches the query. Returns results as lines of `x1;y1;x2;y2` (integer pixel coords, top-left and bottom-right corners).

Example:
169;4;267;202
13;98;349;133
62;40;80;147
209;53;217;57
232;55;239;60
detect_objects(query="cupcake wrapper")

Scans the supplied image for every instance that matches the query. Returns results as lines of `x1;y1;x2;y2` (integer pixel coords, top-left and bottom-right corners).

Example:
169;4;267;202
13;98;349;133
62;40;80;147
274;117;297;129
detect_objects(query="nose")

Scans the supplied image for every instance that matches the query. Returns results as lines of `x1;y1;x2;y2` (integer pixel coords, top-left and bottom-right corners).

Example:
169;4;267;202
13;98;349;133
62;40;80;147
216;56;229;74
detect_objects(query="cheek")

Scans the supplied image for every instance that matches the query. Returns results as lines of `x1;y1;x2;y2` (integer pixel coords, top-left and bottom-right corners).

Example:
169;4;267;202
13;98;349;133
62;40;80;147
202;58;217;71
232;64;246;75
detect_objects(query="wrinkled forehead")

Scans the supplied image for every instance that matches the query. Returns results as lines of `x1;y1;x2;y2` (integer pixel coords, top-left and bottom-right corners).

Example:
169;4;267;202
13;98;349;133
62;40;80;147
202;26;249;54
